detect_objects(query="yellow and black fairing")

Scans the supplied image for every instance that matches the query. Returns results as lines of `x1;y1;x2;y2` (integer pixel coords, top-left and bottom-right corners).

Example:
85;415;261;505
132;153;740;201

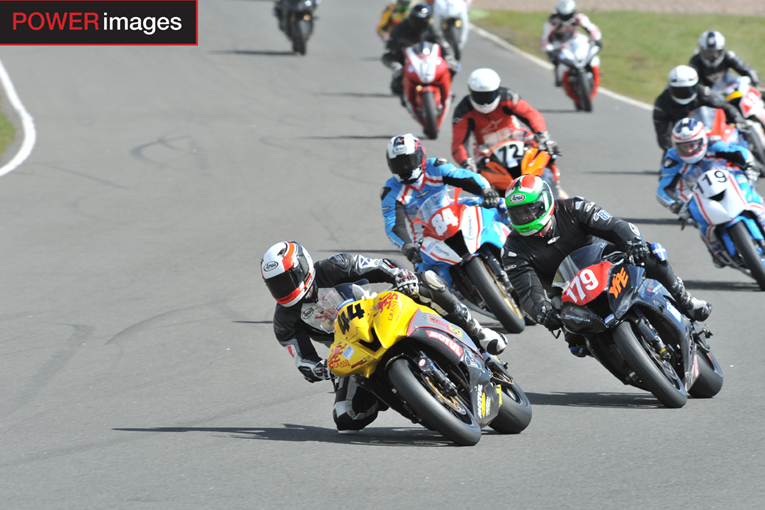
327;290;501;427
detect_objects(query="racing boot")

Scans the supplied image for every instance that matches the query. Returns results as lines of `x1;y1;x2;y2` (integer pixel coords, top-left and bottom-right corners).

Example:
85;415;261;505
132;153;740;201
455;303;507;355
668;277;712;322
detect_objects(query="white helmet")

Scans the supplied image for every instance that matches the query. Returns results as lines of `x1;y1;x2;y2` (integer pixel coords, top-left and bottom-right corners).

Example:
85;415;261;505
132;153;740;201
468;68;501;114
672;118;708;164
261;241;316;307
668;65;699;105
556;0;577;22
698;30;726;68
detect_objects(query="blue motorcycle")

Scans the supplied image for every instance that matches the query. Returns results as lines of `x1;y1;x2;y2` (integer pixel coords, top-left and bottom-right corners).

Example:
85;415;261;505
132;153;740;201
412;187;525;333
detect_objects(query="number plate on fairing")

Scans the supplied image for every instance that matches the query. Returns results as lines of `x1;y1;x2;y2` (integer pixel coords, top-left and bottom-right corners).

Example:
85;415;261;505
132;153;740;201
561;261;612;305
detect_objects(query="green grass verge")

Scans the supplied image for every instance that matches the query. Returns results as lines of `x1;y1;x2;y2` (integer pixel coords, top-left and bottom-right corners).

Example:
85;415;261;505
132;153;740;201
470;10;765;104
0;104;17;158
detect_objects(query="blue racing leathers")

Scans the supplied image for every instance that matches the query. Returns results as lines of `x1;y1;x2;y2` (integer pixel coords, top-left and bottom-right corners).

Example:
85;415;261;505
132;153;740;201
380;157;492;248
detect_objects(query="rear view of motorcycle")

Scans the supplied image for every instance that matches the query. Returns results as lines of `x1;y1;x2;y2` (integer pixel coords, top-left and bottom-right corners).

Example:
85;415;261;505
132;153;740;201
551;243;723;408
274;0;319;55
432;0;469;62
556;33;600;112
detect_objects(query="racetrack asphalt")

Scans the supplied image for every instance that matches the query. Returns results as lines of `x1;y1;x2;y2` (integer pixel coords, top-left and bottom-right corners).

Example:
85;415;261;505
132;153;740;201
0;1;762;509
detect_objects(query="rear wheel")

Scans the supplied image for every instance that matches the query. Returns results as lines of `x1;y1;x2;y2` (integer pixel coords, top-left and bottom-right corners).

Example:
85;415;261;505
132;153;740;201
388;358;481;446
689;350;724;398
613;322;687;408
488;373;532;434
729;220;765;290
421;91;439;139
445;23;461;62
578;71;592;112
465;256;525;334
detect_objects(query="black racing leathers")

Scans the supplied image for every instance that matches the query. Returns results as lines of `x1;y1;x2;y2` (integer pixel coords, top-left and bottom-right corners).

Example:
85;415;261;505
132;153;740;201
502;198;642;316
382;19;453;69
689;51;761;88
653;86;743;151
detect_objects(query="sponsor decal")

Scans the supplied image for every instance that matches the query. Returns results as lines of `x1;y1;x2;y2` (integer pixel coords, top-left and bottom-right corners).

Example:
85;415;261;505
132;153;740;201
508;193;526;204
426;329;464;357
351;356;370;369
629;223;641;238
342;345;354;359
596;210;612;221
650;243;667;262
584;201;595;212
263;261;279;272
449;325;463;337
301;307;314;320
426;314;450;329
665;301;682;321
357;256;372;267
418;358;427;367
609;268;629;298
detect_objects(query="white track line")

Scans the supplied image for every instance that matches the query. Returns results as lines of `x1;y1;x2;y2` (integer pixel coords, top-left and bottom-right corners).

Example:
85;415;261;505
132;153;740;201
471;25;653;112
0;59;36;177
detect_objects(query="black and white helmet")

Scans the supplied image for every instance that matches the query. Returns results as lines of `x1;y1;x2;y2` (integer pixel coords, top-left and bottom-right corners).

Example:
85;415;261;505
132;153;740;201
668;65;699;105
698;30;726;68
386;133;426;184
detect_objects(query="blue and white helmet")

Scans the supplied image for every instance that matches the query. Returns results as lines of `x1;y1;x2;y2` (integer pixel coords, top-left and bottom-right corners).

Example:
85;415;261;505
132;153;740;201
672;118;708;164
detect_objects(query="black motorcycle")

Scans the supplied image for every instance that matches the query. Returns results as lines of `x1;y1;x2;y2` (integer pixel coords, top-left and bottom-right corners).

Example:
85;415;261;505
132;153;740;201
550;243;723;408
274;0;318;55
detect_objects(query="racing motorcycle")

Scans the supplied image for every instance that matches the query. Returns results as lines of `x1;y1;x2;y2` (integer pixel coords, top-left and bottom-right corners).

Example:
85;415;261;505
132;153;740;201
551;243;724;408
326;283;532;446
722;76;765;167
413;188;526;334
274;0;319;55
556;33;600;112
475;131;561;199
402;41;453;139
432;0;469;62
682;162;765;290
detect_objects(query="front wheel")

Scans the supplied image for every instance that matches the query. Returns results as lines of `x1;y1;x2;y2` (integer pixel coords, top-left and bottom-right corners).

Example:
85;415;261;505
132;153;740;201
421;91;439;140
291;18;310;55
728;220;765;290
577;71;592;112
613;322;687;408
742;120;765;168
489;377;532;434
465;256;525;334
388;358;481;446
689;350;724;398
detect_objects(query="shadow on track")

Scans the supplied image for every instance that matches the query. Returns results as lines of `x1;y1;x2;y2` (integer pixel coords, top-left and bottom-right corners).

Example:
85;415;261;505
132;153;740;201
525;391;662;409
316;92;396;99
316;249;401;254
211;50;296;56
682;279;760;291
301;135;395;140
619;217;681;226
113;424;456;447
536;109;581;114
586;170;657;176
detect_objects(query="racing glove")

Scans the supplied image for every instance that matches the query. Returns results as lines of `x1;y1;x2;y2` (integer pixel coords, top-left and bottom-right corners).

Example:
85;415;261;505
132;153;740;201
532;300;562;331
593;39;603;49
744;164;760;185
460;158;478;172
299;359;331;383
401;242;422;264
480;188;501;209
536;131;561;156
395;269;419;296
669;200;684;214
736;120;751;133
627;240;650;265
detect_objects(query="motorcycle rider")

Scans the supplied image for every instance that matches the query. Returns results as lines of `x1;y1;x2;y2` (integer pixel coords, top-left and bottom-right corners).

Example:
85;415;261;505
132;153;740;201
653;65;745;156
689;30;763;91
273;0;320;33
451;68;565;196
377;0;411;41
501;175;712;357
261;241;508;431
381;133;502;265
657;117;765;267
541;0;602;89
382;2;457;98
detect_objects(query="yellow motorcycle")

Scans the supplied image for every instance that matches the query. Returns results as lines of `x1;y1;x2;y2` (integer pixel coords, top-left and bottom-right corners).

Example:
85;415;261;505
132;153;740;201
327;284;532;446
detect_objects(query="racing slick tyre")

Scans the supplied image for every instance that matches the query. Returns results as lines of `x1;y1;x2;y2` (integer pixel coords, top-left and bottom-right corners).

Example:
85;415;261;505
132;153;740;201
445;23;461;62
488;378;532;434
578;71;592;112
729;220;765;290
465;256;525;334
742;120;765;168
388;358;481;446
421;90;439;140
291;18;309;55
689;350;724;398
613;322;687;408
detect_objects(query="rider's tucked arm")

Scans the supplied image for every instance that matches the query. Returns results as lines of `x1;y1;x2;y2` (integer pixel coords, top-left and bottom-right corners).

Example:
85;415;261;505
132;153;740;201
505;99;547;134
382;33;402;68
540;19;556;53
656;154;683;208
708;141;753;167
451;100;475;163
575;13;601;41
377;5;393;37
725;51;761;85
382;185;414;249
652;100;674;151
701;86;744;125
573;198;642;248
317;253;405;287
503;248;546;316
439;160;491;195
274;311;323;381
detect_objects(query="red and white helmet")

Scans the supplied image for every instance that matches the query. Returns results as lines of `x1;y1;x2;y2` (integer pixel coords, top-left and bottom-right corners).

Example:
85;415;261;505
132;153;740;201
672;118;708;164
261;241;315;307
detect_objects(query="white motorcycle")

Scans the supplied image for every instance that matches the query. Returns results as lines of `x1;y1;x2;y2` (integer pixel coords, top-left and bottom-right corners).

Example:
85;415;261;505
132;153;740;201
722;76;765;167
432;0;469;62
556;33;601;112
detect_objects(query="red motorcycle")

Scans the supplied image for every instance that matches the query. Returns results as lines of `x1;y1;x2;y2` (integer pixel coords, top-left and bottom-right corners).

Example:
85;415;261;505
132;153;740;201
402;41;452;139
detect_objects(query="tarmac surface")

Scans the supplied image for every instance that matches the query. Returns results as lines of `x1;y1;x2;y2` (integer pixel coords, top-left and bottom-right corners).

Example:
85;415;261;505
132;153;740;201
0;1;763;509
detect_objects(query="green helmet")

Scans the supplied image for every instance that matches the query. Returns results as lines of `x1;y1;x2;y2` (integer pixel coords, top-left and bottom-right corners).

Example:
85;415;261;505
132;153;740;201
504;175;555;236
